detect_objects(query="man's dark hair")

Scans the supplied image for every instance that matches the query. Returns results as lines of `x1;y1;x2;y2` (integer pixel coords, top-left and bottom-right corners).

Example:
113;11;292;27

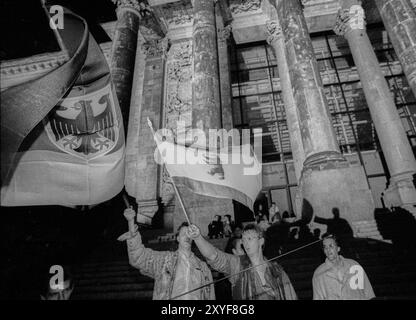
243;223;264;239
175;222;189;238
322;234;339;247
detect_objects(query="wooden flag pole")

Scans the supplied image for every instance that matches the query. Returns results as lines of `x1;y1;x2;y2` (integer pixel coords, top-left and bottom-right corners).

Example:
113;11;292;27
146;117;192;225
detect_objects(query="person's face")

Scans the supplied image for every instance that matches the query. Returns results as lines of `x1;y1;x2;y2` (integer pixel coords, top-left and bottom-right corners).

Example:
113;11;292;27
323;238;340;262
242;230;263;256
177;226;192;249
232;239;245;256
234;227;242;238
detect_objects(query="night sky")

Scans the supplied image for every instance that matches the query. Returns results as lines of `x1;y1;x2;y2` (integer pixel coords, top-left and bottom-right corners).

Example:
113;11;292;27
0;0;117;60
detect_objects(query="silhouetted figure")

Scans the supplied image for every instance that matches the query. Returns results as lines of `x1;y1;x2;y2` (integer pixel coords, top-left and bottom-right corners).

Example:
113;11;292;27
298;223;315;244
314;208;354;242
375;206;416;255
313;228;321;240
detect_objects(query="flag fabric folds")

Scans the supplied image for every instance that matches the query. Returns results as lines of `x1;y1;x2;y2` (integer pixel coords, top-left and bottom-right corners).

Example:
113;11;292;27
1;8;125;206
151;127;262;211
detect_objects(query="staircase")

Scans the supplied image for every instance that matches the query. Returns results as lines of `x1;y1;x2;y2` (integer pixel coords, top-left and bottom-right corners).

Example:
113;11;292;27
70;229;416;300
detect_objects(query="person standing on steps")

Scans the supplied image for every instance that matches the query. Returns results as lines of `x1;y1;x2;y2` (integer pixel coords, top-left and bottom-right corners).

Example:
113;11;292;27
188;222;297;300
118;207;215;300
312;235;375;300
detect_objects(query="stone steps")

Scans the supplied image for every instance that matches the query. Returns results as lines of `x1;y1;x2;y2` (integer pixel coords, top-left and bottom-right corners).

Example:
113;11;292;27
69;227;416;300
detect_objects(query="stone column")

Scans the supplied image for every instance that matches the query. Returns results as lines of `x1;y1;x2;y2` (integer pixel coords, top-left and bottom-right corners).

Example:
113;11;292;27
173;0;234;234
125;38;170;226
215;5;233;131
375;0;416;100
192;0;221;134
110;0;143;133
266;20;305;183
275;0;381;239
335;1;416;216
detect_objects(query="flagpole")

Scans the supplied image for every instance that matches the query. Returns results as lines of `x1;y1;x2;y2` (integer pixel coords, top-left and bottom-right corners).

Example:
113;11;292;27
146;118;192;225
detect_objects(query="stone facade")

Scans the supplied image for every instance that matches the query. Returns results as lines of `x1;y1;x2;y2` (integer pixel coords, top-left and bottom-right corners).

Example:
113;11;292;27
2;0;416;236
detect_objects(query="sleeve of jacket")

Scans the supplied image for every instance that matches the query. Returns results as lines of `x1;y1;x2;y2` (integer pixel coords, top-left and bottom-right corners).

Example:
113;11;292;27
207;247;240;276
281;269;298;300
312;273;326;300
126;232;168;279
363;269;376;299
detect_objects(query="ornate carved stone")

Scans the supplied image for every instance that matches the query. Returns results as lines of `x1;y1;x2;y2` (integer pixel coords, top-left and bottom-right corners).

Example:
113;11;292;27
112;0;153;17
334;4;366;36
229;0;262;14
161;166;175;206
160;0;193;26
141;37;170;58
161;40;193;205
217;24;232;42
266;20;282;44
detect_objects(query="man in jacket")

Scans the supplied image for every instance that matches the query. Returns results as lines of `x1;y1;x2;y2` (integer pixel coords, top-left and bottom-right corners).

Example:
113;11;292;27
119;208;215;300
188;222;297;300
312;235;375;300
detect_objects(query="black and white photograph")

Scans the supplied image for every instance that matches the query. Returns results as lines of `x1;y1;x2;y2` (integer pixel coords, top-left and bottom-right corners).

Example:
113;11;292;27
1;0;416;307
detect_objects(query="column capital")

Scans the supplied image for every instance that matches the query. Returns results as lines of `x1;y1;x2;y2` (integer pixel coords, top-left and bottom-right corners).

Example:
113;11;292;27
218;24;232;42
334;4;366;37
112;0;153;18
266;20;283;45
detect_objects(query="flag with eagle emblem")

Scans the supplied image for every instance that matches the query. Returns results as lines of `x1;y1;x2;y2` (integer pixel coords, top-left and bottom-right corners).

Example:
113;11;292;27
1;7;125;206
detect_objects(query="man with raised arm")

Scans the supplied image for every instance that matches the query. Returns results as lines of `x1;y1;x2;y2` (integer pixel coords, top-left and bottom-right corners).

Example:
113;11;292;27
118;208;215;300
188;223;297;300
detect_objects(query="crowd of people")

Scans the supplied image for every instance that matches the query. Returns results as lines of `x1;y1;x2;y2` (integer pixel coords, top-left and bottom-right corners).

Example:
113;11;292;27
117;206;376;300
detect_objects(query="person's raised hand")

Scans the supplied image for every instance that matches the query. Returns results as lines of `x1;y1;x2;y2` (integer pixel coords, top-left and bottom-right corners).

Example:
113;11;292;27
187;224;201;239
123;207;136;221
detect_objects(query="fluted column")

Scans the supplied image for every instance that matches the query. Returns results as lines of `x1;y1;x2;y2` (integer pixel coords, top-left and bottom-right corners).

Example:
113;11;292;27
274;0;381;239
266;20;305;182
335;1;416;215
375;0;416;100
173;0;234;233
192;0;221;136
216;4;233;131
110;0;144;133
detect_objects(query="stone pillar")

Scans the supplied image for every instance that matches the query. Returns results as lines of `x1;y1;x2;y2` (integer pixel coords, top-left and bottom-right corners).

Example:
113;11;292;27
215;5;233;131
275;0;381;239
266;20;305;183
173;0;234;234
335;1;416;216
110;0;142;133
126;38;169;226
192;0;221;134
375;0;416;100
